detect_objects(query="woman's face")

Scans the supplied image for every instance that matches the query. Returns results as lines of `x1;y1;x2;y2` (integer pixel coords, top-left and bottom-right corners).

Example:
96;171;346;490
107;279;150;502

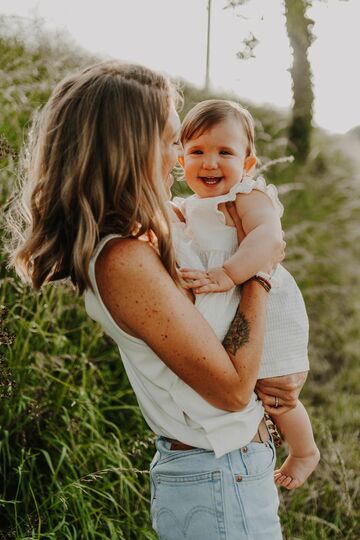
161;103;182;196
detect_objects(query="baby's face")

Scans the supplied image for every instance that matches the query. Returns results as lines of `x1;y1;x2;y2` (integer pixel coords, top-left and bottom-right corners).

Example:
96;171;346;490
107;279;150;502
183;118;250;198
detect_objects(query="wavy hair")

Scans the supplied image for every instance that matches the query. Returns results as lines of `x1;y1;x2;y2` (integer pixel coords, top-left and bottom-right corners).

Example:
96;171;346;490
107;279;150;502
6;61;180;294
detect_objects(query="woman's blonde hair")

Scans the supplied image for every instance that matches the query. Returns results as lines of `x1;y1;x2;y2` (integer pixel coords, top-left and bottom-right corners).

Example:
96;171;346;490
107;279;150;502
181;99;255;157
6;60;180;294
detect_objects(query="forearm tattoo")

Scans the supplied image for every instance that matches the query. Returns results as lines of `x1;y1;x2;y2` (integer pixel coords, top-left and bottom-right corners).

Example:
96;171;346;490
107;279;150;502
222;310;250;355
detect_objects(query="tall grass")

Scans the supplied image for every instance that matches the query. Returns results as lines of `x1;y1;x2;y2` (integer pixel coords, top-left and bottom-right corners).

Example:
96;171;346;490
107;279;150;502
0;16;359;539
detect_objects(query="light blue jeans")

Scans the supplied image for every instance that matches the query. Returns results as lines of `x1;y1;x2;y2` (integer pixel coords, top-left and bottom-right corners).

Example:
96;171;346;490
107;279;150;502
150;434;282;539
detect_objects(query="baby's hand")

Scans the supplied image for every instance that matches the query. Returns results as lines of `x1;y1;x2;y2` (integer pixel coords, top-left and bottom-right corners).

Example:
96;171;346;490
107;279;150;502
180;267;235;294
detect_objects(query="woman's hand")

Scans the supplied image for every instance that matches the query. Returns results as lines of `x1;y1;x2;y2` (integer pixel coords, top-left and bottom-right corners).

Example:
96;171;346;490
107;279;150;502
255;372;308;416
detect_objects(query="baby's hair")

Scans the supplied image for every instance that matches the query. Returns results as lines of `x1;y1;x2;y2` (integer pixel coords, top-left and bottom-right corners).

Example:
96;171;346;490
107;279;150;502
180;99;255;157
6;60;181;294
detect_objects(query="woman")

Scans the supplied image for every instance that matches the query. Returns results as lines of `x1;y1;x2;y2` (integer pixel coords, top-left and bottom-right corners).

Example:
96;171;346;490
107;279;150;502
7;60;306;539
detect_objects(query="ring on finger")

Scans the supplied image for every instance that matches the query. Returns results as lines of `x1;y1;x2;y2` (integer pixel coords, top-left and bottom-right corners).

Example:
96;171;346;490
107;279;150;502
274;396;279;408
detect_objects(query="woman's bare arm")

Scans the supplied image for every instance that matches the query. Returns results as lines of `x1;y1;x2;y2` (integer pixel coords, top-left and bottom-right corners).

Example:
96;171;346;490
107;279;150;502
95;237;269;412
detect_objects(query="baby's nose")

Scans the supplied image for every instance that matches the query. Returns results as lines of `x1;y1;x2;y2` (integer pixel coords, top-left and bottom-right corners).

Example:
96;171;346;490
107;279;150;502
203;155;218;168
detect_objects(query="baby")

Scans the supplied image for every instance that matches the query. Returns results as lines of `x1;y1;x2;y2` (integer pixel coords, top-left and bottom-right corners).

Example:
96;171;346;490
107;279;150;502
171;99;320;490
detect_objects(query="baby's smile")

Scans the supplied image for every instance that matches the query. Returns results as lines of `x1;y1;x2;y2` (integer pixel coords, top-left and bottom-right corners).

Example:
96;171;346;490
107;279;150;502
199;176;223;186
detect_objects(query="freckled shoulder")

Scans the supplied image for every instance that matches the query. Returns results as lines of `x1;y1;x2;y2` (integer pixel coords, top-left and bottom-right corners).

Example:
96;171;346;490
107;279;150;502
95;237;167;336
96;237;160;281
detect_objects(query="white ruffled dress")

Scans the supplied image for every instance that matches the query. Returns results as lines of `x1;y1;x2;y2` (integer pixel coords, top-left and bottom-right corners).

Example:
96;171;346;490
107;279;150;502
172;177;309;379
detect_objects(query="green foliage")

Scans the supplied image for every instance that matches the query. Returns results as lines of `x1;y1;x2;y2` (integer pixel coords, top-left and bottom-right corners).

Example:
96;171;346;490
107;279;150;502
0;16;359;539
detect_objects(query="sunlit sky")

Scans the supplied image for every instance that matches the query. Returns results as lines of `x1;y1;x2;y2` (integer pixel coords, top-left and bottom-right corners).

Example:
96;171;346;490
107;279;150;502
1;0;359;134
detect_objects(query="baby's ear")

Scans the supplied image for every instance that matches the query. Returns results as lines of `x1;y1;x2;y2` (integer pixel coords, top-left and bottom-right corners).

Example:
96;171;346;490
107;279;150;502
244;155;257;172
178;155;184;168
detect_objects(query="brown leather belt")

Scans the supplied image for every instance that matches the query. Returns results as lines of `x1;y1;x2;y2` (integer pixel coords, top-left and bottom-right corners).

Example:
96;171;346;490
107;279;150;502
165;418;270;451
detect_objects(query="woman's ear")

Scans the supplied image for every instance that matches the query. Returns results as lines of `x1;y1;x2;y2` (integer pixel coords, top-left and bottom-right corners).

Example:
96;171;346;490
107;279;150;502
178;155;184;168
244;155;257;172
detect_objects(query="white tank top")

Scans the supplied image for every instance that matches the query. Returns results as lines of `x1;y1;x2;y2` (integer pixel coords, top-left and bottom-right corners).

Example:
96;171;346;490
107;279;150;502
84;234;264;458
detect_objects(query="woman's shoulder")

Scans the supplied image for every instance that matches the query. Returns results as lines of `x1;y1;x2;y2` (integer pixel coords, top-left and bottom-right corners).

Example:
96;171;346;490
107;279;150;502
94;235;169;337
96;236;159;280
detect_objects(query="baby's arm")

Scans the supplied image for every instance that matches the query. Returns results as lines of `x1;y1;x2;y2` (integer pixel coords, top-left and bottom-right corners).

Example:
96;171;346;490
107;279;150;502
223;189;283;283
182;190;284;293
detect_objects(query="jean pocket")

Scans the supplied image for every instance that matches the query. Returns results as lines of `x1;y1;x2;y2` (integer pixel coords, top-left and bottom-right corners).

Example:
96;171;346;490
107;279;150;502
234;441;281;538
151;470;226;540
236;439;276;481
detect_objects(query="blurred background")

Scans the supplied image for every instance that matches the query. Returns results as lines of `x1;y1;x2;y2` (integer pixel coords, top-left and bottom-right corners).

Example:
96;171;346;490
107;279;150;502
0;1;359;538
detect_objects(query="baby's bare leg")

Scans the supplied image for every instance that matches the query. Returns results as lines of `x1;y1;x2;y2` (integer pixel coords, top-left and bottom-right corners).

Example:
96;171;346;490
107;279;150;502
273;401;320;490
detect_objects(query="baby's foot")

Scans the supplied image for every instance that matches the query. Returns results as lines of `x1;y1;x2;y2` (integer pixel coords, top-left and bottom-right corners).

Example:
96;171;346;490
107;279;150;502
274;447;320;490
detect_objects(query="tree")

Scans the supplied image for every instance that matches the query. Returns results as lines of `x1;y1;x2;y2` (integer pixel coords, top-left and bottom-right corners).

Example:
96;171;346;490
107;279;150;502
225;0;315;163
284;0;315;162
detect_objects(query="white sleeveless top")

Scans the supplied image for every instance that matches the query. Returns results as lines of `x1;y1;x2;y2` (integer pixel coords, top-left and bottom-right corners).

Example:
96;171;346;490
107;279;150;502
172;177;310;379
84;234;264;458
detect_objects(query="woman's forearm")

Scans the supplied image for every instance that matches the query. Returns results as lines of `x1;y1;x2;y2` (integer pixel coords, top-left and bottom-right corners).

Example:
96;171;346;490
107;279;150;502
222;279;269;410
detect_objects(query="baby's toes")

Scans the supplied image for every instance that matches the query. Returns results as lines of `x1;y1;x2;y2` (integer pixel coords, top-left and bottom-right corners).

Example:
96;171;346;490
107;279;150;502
281;476;293;489
286;478;300;490
274;474;286;485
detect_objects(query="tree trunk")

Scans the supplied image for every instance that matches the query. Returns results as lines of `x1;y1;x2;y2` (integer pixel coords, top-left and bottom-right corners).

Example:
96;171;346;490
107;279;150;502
284;0;314;162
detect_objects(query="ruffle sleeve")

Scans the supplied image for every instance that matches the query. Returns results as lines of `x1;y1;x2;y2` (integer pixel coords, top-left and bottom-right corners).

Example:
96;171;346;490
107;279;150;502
218;176;284;218
172;195;197;219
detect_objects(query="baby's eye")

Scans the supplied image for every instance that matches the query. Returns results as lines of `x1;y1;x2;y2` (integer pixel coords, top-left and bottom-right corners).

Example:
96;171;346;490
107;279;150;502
191;150;203;155
220;150;231;155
